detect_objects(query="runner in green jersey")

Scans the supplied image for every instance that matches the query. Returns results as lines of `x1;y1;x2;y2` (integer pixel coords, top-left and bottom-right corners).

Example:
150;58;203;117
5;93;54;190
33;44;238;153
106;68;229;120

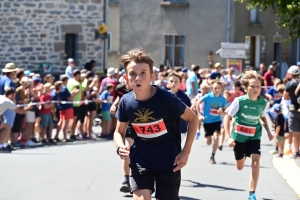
224;70;273;200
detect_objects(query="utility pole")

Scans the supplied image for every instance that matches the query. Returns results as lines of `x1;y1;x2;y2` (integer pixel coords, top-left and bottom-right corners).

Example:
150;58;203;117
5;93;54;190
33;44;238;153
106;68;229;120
103;0;107;70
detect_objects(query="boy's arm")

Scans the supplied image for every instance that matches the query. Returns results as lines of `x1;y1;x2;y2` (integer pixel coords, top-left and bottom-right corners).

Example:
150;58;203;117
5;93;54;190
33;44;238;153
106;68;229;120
260;116;274;141
173;106;198;172
110;96;120;115
274;125;280;138
113;121;130;159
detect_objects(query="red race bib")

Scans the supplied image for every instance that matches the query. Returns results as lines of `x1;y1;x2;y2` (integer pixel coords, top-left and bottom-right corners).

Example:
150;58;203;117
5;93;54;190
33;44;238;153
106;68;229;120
132;119;167;139
210;109;219;116
235;124;256;137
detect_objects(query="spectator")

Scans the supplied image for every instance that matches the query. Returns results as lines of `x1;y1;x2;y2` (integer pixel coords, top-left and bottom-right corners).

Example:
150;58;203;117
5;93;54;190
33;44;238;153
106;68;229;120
100;83;114;138
186;65;200;99
264;65;275;88
65;58;75;79
210;63;222;80
272;61;279;78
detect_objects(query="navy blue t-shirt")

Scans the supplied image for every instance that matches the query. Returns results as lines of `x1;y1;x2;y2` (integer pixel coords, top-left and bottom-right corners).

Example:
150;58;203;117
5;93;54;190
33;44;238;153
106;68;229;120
172;90;191;133
51;86;73;110
116;87;186;171
210;72;222;80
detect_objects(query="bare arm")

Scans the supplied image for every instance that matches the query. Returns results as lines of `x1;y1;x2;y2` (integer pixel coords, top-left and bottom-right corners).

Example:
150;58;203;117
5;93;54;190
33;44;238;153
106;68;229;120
260;116;273;141
295;83;300;95
113;121;130;159
283;91;290;100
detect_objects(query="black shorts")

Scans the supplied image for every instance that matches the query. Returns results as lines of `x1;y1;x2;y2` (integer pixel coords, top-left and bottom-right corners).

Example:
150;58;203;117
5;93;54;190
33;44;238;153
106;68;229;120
12;114;24;133
73;107;80;118
88;102;97;112
234;140;261;160
203;121;221;137
79;105;88;123
130;164;180;200
35;107;40;118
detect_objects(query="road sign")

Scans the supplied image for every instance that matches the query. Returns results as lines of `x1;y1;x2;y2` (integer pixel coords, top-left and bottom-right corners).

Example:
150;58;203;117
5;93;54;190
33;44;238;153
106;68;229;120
219;49;246;58
221;42;250;49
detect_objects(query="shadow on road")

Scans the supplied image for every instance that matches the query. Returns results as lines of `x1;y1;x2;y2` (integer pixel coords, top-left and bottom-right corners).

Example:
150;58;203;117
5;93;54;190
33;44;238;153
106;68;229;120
218;162;269;168
123;194;133;198
182;180;244;192
179;196;201;200
262;198;275;200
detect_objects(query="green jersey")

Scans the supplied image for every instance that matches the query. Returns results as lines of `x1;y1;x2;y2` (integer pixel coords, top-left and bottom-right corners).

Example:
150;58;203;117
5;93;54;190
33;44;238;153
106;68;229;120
225;95;268;143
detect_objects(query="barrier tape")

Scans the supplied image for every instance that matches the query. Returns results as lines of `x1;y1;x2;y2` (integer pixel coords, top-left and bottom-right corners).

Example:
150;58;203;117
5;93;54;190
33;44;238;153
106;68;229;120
16;100;111;108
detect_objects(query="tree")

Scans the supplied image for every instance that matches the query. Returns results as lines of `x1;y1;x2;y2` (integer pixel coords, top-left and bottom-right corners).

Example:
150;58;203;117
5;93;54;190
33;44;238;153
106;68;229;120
236;0;300;40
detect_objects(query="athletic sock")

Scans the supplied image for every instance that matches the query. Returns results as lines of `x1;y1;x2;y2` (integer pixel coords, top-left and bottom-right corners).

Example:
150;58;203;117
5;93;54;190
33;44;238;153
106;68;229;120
3;143;8;147
249;191;255;196
124;175;129;183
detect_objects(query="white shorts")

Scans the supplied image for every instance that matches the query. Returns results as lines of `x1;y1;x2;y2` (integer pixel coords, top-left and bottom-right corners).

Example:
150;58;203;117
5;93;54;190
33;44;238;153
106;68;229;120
26;111;36;123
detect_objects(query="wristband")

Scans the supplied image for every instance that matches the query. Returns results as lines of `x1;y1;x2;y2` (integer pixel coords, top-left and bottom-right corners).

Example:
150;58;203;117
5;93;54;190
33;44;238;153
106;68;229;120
116;146;121;155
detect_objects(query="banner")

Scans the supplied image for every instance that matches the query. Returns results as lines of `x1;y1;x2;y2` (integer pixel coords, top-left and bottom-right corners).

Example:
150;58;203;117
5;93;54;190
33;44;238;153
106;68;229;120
227;60;242;76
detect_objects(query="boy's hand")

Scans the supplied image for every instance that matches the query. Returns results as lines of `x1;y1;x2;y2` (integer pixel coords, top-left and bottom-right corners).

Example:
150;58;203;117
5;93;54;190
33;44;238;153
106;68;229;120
217;108;223;114
173;150;189;172
53;116;58;122
110;105;117;114
198;115;205;121
268;132;274;141
118;146;130;160
226;138;236;147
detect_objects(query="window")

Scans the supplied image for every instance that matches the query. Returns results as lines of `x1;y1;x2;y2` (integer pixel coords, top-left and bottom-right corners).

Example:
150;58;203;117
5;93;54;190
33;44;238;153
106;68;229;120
164;35;185;67
250;7;259;24
163;0;186;3
65;34;76;59
107;32;112;52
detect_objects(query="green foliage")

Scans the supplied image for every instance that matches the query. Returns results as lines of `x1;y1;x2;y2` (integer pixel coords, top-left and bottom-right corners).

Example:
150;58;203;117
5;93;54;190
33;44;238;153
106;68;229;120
236;0;300;40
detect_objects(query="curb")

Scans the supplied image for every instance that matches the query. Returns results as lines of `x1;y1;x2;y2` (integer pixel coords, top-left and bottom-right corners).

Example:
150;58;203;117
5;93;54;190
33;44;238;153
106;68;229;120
273;156;300;198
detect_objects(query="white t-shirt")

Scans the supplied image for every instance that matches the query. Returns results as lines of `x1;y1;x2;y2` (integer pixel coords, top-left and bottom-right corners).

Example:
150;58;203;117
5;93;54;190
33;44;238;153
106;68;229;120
281;97;291;118
0;95;16;116
222;75;236;91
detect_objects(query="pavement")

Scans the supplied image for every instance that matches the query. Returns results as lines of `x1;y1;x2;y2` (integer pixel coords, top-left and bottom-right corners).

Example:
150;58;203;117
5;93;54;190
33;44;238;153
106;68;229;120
0;124;300;200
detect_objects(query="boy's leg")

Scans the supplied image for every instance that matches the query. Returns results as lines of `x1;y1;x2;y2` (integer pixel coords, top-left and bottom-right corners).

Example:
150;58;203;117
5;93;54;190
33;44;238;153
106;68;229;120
133;190;152;200
219;127;225;150
155;170;180;200
120;137;133;193
234;141;247;170
249;154;260;192
212;132;219;155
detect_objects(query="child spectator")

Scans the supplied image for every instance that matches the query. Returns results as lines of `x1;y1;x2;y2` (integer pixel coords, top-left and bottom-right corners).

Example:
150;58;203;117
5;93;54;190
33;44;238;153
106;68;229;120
168;72;191;141
40;83;57;145
100;83;114;138
229;80;244;102
273;104;286;158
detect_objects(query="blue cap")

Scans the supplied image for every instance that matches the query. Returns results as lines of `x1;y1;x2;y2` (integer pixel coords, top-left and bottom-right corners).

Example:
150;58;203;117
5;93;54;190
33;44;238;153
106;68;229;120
120;69;125;76
181;67;188;73
24;70;31;76
273;104;281;112
32;77;42;82
297;62;300;66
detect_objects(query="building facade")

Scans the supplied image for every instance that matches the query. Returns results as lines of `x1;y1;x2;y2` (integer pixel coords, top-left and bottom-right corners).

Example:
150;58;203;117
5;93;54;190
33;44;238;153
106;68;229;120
0;0;104;73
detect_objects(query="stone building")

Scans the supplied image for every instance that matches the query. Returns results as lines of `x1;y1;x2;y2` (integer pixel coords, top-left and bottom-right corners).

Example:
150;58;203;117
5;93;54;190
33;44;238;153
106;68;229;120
0;0;104;73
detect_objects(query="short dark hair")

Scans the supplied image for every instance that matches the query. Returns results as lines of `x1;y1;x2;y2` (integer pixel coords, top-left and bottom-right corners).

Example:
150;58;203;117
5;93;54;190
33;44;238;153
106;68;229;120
4;87;15;97
16;69;24;79
193;66;200;72
106;83;114;91
234;80;242;87
119;48;154;74
168;72;182;82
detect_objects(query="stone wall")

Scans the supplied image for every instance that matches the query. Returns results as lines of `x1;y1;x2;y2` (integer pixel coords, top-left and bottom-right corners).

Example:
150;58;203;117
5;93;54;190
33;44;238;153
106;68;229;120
0;0;104;73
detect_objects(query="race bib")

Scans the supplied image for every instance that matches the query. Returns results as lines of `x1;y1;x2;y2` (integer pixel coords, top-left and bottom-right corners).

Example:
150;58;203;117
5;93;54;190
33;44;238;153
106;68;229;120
132;119;167;139
210;109;219;116
235;124;256;137
274;93;281;100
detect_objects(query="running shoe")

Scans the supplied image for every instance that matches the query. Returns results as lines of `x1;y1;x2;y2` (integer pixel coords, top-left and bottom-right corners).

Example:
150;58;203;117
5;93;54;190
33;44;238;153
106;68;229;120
6;144;16;151
290;154;299;159
0;147;11;153
13;141;25;148
269;150;278;154
48;139;57;145
210;156;216;164
120;181;131;193
275;154;283;158
218;145;223;151
31;137;38;143
284;149;293;155
195;132;200;140
248;193;257;200
25;140;37;147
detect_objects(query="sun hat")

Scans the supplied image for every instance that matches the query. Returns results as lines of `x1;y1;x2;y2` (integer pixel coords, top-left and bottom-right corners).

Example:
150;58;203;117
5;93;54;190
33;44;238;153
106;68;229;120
107;67;116;76
2;63;17;73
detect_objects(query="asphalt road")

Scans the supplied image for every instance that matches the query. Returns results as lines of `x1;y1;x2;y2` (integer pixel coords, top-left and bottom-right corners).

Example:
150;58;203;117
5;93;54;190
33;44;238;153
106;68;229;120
0;126;299;200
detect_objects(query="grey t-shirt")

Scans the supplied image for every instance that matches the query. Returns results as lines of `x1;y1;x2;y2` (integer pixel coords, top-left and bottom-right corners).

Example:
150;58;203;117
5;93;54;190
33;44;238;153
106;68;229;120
0;95;16;116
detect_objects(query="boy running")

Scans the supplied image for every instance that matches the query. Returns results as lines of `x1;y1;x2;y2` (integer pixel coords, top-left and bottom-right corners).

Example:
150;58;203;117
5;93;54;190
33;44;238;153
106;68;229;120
196;80;227;164
114;48;198;200
168;72;191;141
224;70;273;200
